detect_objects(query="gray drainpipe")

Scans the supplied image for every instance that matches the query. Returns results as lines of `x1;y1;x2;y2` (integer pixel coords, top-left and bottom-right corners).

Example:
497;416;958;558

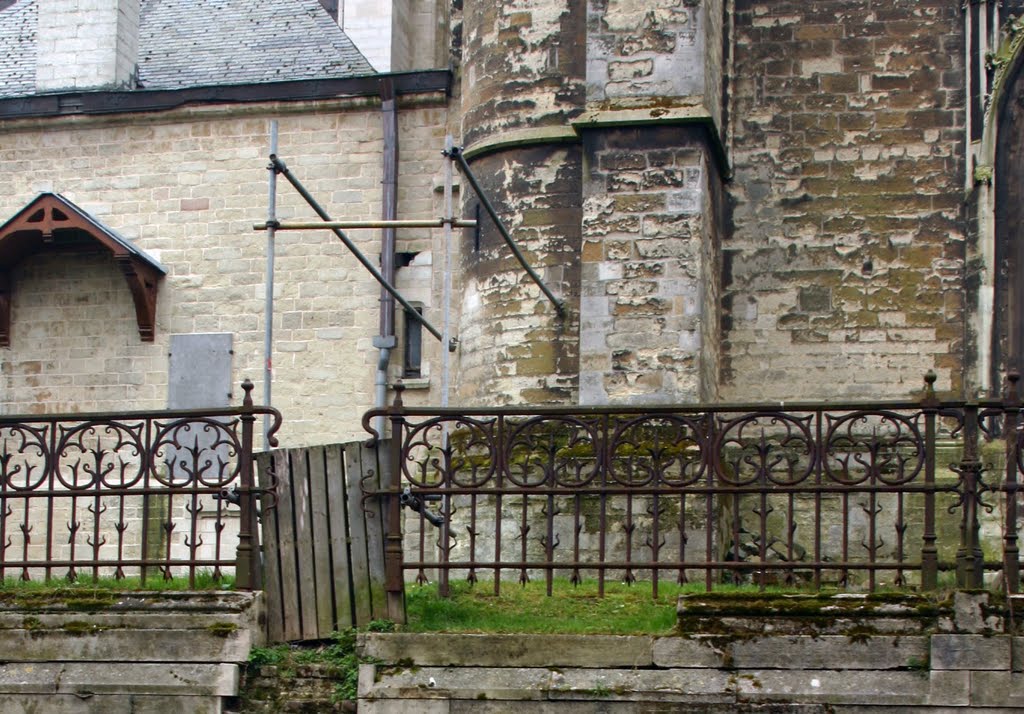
374;79;398;436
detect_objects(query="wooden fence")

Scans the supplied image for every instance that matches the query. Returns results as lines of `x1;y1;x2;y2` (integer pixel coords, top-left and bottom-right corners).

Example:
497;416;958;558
255;441;388;642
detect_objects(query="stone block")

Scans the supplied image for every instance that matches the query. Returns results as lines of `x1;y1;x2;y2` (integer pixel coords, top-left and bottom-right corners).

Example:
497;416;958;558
548;667;735;704
952;591;1002;633
735;669;969;707
0;662;237;696
362;665;550;702
0;627;253;663
731;635;928;670
931;634;1012;671
359;634;654;669
1014;637;1024;672
651;636;728;668
971;671;1024;707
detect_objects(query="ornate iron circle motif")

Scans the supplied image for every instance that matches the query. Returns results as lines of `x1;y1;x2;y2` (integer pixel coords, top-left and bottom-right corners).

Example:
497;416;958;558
713;412;816;486
608;414;707;487
401;416;497;488
823;410;925;486
503;415;601;488
151;417;242;488
0;424;49;491
54;420;146;490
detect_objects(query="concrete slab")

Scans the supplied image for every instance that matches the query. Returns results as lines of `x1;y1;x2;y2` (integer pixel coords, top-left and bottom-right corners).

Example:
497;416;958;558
730;635;928;670
734;669;970;707
931;634;1012;671
0;662;238;697
362;665;551;701
971;670;1024;708
359;633;654;668
548;667;735;704
0;627;253;663
652;636;728;668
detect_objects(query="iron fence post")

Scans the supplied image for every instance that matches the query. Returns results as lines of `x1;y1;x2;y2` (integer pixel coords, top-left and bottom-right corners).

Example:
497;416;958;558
921;371;939;591
236;379;259;591
956;399;984;589
384;386;407;622
1004;371;1021;593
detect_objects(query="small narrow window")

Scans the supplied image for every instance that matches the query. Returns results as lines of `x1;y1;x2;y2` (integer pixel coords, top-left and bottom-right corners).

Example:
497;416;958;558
403;306;423;378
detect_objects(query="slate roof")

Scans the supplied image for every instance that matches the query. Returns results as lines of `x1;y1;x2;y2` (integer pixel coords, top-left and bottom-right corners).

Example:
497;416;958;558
0;0;375;98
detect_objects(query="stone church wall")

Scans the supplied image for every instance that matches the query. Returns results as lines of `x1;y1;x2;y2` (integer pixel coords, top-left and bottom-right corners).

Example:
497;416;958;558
723;0;967;401
0;99;449;446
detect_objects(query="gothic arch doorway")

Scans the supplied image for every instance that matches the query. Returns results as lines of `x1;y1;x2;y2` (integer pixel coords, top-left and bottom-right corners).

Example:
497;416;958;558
994;61;1024;381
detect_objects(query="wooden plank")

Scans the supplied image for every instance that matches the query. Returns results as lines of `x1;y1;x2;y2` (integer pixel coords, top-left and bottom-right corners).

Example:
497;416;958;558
291;447;319;640
255;451;284;643
363;442;388;621
325;443;354;629
271;449;301;642
307;445;334;637
345;445;373;625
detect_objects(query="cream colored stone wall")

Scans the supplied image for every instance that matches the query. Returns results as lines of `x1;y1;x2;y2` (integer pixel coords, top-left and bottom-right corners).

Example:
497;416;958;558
0;98;448;446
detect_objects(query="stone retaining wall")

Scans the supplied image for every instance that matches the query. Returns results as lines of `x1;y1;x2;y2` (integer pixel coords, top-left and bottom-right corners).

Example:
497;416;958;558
356;591;1024;712
0;590;263;714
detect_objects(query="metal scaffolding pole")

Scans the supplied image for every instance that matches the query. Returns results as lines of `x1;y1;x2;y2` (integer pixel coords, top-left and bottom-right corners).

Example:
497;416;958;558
446;145;566;318
263;120;278;450
269;154;456;351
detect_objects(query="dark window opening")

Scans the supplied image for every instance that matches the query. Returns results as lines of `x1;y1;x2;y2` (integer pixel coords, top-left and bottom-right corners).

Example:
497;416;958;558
403;306;423;378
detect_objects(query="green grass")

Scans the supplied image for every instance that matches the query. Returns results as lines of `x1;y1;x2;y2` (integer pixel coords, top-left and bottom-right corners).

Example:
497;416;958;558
402;577;961;635
0;571;234;592
403;578;760;635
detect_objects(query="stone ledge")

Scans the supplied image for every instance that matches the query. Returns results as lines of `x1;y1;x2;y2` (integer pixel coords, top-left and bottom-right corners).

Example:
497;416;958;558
360;664;979;708
729;635;928;670
0;627;254;663
0;693;223;714
734;670;969;707
0;662;238;697
358;633;654;668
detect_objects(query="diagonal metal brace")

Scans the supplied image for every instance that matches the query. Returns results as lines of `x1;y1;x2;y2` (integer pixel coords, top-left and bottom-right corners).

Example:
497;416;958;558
270;155;458;352
446;146;567;318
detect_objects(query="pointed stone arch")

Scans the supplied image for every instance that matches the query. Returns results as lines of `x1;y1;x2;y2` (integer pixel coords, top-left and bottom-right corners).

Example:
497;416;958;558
0;193;165;347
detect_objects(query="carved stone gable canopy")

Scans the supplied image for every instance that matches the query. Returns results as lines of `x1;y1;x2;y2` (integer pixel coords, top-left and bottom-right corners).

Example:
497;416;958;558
0;193;166;347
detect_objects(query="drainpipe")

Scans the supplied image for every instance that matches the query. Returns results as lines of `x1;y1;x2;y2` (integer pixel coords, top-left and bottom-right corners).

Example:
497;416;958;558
374;79;398;436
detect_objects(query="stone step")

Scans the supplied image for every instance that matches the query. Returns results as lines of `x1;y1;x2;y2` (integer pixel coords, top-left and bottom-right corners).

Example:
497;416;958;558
358;632;930;671
359;664;973;708
0;626;254;663
0;693;223;714
0;662;238;697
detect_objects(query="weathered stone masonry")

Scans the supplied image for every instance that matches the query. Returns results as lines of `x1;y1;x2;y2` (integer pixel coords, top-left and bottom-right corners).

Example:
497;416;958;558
723;0;967;401
457;0;727;407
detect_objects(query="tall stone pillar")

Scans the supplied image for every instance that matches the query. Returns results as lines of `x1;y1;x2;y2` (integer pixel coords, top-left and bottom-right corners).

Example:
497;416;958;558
456;0;587;406
456;0;726;406
578;0;725;404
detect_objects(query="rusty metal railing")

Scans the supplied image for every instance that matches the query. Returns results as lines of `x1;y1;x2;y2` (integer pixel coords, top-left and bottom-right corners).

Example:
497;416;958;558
365;373;1024;608
0;380;281;589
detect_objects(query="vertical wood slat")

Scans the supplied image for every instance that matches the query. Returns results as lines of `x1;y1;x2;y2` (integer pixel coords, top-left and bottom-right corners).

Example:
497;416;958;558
346;446;374;625
272;448;302;642
291;447;319;640
325;444;354;629
260;440;385;640
255;452;284;643
307;446;335;635
364;442;388;620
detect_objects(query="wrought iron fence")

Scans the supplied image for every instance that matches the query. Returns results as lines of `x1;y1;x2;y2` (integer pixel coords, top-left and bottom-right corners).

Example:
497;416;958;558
0;380;281;589
365;372;1023;609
